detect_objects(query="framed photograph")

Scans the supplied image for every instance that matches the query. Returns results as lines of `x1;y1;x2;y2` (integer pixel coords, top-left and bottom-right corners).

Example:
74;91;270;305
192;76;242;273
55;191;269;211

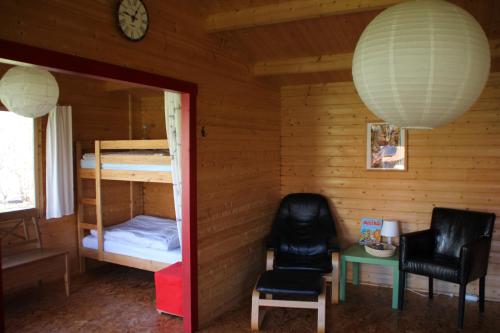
366;123;406;171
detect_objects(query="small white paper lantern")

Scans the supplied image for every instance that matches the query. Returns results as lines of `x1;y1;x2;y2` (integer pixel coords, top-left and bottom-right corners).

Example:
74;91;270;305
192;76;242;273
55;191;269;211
352;0;491;129
0;66;59;118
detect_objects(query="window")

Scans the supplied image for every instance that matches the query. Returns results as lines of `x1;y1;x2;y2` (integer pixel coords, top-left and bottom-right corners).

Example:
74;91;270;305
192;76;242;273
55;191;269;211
0;111;36;213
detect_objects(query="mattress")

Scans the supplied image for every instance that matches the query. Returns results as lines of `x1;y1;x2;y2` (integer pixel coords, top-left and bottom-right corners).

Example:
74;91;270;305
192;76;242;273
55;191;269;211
90;215;180;250
82;234;182;264
80;151;171;172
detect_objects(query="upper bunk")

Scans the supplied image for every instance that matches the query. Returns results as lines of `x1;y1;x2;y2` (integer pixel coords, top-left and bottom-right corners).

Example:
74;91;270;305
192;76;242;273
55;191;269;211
76;139;172;183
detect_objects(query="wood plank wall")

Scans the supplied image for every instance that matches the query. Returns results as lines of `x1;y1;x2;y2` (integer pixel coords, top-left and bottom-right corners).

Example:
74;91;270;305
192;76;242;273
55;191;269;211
0;1;281;326
281;74;500;301
131;92;176;219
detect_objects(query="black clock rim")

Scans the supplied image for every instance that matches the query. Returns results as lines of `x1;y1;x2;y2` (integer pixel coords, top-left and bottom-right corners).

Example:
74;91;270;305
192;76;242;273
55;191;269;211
116;0;149;42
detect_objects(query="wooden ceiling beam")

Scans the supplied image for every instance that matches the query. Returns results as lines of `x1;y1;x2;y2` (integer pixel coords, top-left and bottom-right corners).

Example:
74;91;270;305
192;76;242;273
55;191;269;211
205;0;403;33
255;39;500;76
254;52;353;76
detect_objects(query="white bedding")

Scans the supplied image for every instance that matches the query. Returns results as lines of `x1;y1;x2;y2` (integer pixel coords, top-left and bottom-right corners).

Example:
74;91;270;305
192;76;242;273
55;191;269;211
90;215;180;250
80;160;172;171
80;151;171;172
82;151;168;160
82;234;182;264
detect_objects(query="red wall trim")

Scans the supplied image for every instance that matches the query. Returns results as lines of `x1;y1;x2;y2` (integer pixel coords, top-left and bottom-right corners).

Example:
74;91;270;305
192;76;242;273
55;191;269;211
0;39;198;333
181;92;198;332
0;39;197;94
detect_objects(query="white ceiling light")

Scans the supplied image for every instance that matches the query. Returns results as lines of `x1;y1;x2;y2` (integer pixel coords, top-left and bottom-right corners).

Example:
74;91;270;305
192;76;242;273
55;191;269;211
352;0;490;129
0;66;59;118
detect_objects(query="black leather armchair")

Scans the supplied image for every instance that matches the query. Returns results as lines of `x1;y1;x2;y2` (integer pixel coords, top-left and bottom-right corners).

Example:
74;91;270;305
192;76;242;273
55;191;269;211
399;207;496;328
266;193;340;303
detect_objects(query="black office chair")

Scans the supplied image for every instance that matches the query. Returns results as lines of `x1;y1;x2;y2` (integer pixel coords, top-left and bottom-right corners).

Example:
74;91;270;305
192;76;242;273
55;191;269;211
399;207;496;328
266;193;340;304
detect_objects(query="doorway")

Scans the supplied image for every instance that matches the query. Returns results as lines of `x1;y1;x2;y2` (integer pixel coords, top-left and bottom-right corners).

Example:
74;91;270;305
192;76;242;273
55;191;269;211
0;38;198;333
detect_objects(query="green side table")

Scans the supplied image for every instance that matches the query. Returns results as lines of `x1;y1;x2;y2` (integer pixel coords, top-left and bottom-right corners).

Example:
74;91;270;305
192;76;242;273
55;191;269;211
339;244;399;309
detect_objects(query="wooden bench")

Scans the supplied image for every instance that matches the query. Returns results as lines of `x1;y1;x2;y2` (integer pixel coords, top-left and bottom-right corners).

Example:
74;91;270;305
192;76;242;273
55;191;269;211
1;211;69;296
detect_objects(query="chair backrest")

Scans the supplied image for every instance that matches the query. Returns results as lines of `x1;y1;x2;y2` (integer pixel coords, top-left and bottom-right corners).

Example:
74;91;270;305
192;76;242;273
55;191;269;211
0;209;42;257
431;207;495;258
271;193;336;255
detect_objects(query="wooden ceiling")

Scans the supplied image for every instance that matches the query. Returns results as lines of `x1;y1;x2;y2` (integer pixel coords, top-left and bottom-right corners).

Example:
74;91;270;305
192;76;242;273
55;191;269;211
197;0;500;85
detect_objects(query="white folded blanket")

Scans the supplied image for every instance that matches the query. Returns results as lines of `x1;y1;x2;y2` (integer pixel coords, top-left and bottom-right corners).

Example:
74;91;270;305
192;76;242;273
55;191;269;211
91;215;180;250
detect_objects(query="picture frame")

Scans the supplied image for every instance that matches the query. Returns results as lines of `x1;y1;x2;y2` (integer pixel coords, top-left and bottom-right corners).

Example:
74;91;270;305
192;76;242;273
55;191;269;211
366;123;407;171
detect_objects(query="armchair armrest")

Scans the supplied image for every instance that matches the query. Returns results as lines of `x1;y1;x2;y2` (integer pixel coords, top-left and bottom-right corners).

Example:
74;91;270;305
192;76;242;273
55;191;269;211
400;229;434;267
460;236;492;284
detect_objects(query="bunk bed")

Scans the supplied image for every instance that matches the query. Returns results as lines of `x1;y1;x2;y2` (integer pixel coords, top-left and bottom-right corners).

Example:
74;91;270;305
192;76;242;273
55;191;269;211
76;139;181;272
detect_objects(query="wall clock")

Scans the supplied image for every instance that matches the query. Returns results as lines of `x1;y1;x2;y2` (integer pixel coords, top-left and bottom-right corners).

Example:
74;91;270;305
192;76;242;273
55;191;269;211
117;0;149;41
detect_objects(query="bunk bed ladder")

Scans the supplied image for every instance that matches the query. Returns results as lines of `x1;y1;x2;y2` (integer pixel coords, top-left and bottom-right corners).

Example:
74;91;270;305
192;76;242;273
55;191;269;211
76;141;99;272
76;142;85;272
95;140;104;260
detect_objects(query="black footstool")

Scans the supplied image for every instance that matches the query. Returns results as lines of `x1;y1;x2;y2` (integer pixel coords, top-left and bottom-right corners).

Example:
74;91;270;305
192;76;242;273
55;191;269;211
251;270;326;333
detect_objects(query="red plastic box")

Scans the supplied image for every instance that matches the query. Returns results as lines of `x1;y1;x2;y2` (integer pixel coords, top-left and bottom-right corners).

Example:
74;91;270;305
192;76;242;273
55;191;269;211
155;261;183;317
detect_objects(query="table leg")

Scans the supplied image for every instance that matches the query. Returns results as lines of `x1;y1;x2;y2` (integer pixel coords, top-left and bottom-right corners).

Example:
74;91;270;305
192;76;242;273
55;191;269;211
392;265;399;310
340;256;347;302
352;262;360;286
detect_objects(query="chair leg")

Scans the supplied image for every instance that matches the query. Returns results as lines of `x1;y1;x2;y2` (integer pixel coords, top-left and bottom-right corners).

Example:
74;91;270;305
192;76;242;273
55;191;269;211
398;271;406;310
266;249;274;271
331;251;340;304
458;283;466;329
317;281;326;333
479;276;485;313
428;277;433;299
251;289;260;331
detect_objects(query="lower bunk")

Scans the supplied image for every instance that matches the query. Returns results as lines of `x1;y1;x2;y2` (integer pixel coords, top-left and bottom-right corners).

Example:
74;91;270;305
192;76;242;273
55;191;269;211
79;215;181;272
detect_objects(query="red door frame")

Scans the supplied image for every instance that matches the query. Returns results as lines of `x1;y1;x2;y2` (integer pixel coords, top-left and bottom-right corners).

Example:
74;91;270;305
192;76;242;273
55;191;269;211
0;39;198;333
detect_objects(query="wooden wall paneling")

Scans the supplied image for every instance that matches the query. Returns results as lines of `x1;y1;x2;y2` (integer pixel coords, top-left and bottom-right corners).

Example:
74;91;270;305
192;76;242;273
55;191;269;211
131;182;144;219
281;73;500;301
0;1;282;328
100;180;133;227
130;92;176;219
143;183;176;219
134;94;167;140
131;94;144;140
196;84;281;323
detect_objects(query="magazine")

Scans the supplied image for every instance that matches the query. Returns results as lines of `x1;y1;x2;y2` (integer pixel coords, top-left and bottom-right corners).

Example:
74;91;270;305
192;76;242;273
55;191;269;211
359;218;383;245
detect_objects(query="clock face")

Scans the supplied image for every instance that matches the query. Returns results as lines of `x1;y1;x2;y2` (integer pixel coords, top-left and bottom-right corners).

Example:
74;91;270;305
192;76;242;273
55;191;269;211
117;0;149;41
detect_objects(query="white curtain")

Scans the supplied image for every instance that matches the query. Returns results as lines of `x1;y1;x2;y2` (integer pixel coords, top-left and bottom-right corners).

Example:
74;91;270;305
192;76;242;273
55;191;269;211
46;105;74;219
164;92;182;249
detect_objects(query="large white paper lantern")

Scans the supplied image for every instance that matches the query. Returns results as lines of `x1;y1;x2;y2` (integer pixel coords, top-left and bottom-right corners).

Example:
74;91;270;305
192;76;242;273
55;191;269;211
352;0;490;129
0;66;59;118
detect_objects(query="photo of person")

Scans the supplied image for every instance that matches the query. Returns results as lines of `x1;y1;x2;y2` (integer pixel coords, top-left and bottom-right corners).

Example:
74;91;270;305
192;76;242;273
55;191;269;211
367;123;406;170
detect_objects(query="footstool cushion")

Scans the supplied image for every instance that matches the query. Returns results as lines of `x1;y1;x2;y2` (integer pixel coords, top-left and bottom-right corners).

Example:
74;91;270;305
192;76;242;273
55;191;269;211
251;270;326;332
256;270;323;297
